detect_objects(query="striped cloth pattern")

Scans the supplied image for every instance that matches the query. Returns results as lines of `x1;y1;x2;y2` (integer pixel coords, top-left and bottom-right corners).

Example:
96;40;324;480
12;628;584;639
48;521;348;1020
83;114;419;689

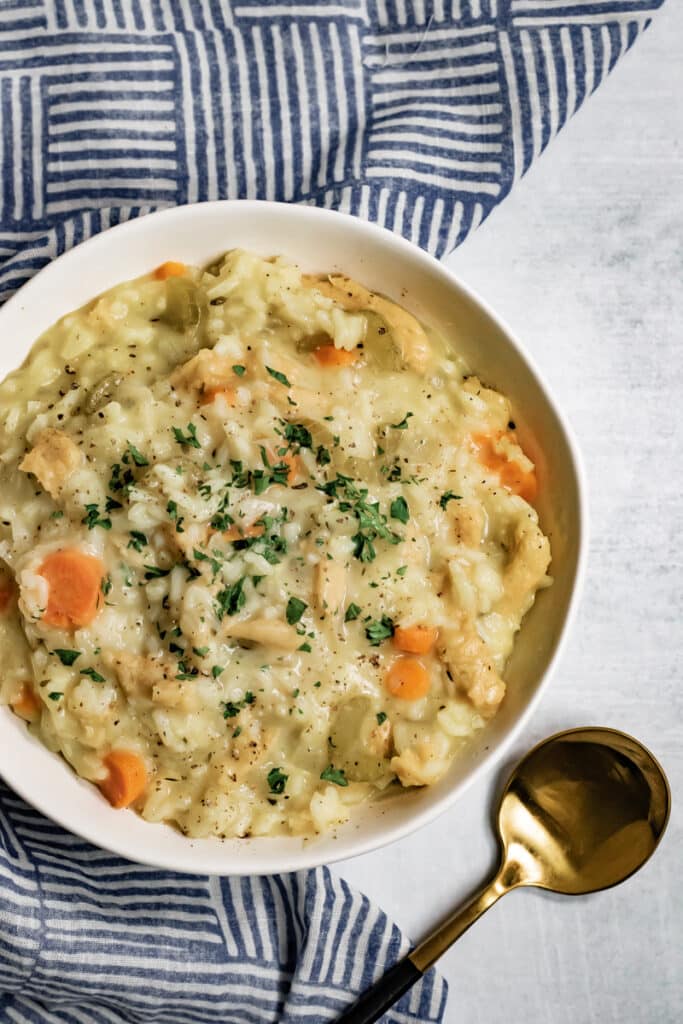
0;0;665;301
0;782;446;1023
0;1;664;1021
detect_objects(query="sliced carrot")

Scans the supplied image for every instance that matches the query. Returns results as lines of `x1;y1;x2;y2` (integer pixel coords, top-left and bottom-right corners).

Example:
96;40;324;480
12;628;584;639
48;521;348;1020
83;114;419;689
385;657;431;700
153;261;187;281
10;685;41;722
0;581;16;613
223;522;265;543
38;549;105;630
281;452;301;484
472;431;537;504
99;750;147;809
313;343;359;368
201;385;237;407
393;625;439;655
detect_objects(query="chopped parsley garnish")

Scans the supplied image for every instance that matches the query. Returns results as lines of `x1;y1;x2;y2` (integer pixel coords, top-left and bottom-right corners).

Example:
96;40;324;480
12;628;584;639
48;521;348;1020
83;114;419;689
105;496;123;512
216;577;246;619
192;646;209;657
390;412;413;430
365;615;395;646
109;462;135;493
101;574;113;596
266;366;291;388
283;422;312;449
82;504;112;531
390;496;410;524
126;442;149;467
317;475;401;563
172;422;201;449
54;649;80;666
50;510;64;520
232;726;242;738
396;565;408;577
80;667;105;683
144;565;171;580
267;767;288;795
320;765;348;787
48;692;63;701
232;364;246;376
222;691;255;718
128;530;148;552
316;445;331;466
286;596;307;625
298;642;312;653
210;512;234;532
344;602;361;622
211;665;224;678
376;711;388;725
166;500;185;533
439;491;462;510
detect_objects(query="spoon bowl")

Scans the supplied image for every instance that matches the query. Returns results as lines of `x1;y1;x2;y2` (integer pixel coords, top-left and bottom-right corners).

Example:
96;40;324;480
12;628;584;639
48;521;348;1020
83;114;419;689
498;727;670;895
338;727;671;1024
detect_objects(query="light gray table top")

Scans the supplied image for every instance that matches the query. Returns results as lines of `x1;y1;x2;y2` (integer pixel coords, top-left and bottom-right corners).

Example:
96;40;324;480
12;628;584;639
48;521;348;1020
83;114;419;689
337;4;682;1021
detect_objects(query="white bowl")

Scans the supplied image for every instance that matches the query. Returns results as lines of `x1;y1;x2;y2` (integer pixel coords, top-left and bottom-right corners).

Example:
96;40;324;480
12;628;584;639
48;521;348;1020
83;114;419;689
0;201;587;875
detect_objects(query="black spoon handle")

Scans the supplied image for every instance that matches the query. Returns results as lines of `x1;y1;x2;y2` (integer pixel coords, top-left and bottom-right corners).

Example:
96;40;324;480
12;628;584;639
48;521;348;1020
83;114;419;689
336;956;423;1024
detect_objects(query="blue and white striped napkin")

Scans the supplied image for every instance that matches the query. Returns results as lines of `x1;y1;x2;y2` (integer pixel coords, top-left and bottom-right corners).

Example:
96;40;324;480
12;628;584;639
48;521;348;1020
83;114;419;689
0;1;663;1021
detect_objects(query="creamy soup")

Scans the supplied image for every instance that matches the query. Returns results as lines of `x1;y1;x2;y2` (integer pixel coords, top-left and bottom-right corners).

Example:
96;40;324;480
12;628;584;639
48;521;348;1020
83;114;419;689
0;251;551;837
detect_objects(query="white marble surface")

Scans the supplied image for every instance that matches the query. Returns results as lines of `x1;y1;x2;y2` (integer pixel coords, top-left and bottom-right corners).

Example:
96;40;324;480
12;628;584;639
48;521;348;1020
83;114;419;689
337;5;682;1022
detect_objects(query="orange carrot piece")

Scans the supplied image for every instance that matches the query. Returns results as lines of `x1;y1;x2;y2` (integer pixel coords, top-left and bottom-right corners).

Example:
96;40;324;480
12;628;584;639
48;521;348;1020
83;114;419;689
153;261;187;280
281;452;301;484
223;522;265;543
0;581;16;614
38;549;105;630
10;686;41;722
385;657;431;700
201;385;237;407
393;625;439;655
313;343;359;368
99;751;147;809
472;432;538;504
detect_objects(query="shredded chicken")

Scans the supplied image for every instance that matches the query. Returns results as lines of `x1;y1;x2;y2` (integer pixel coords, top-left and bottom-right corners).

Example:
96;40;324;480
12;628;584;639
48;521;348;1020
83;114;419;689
303;273;432;373
315;559;347;615
223;617;301;651
436;616;506;715
19;428;82;498
170;348;236;397
495;516;551;618
103;650;199;711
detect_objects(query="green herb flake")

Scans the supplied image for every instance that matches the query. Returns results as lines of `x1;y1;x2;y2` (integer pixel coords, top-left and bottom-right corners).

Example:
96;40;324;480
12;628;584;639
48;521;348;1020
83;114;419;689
80;667;106;683
232;726;242;738
126;441;149;467
316;445;331;466
365;615;395;646
390;412;414;430
192;646;209;657
376;711;388;725
216;577;246;619
128;530;148;552
313;680;321;688
266;366;291;388
286;596;308;625
267;766;289;795
50;510;64;520
344;602;361;623
232;364;246;377
390;496;410;524
144;565;171;580
320;765;348;787
48;692;63;701
396;565;408;577
439;491;463;510
211;665;224;678
105;496;123;513
298;642;312;653
101;574;113;596
82;504;112;531
54;649;81;667
283;422;312;449
172;423;201;449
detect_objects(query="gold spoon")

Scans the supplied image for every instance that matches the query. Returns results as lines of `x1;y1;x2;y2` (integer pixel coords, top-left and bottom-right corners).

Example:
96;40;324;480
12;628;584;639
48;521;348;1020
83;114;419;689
337;727;670;1024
